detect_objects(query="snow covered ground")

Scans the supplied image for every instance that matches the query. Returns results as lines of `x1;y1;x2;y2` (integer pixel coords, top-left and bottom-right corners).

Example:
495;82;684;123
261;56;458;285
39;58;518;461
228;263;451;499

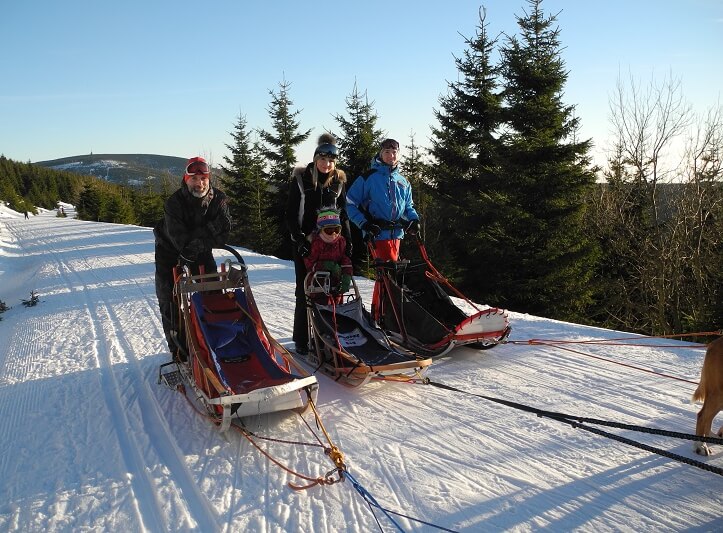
0;205;720;532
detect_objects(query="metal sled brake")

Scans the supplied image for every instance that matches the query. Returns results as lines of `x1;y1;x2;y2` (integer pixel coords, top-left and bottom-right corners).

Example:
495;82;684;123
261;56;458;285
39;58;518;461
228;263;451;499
301;270;432;387
159;246;318;431
372;238;511;358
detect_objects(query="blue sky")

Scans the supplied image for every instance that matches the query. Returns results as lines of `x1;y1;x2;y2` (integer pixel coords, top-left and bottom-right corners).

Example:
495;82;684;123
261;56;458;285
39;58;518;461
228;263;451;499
2;0;721;170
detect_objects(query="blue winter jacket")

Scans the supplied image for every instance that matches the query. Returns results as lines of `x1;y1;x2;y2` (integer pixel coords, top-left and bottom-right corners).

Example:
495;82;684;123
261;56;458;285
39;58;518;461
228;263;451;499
346;156;419;241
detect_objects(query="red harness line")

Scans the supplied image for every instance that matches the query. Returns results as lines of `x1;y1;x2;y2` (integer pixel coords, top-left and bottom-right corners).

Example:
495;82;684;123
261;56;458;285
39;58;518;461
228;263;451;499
510;338;700;385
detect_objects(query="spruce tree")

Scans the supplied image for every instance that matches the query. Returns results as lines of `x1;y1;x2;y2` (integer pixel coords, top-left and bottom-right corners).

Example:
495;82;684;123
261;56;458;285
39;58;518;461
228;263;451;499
135;181;165;228
399;134;428;227
77;184;103;221
257;79;311;259
399;134;432;259
333;83;385;272
333;83;384;184
221;113;278;254
496;0;599;321
103;193;135;224
428;7;504;289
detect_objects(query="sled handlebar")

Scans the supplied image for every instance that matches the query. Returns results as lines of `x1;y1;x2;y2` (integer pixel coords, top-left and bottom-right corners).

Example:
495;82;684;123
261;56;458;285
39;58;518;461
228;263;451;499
371;258;411;272
216;244;246;266
369;218;405;230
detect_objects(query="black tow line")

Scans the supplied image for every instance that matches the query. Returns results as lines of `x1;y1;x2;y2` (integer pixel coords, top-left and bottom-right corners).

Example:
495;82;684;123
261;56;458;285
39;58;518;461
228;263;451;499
424;379;723;477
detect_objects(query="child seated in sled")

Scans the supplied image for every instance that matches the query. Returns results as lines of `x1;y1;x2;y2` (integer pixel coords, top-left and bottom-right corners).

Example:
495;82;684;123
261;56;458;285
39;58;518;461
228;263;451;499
304;209;353;300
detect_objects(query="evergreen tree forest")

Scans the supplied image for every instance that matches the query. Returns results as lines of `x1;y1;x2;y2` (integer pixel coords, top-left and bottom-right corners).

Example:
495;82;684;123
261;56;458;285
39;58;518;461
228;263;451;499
0;156;81;215
2;0;720;336
0;155;150;224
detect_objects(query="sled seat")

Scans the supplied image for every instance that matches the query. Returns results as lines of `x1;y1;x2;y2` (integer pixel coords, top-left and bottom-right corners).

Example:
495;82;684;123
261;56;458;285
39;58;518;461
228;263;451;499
200;292;245;323
316;307;417;367
191;291;302;392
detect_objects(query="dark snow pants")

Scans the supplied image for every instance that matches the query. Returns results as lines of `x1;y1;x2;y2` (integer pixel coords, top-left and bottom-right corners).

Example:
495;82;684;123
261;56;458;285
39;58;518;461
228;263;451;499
292;250;309;351
154;246;217;353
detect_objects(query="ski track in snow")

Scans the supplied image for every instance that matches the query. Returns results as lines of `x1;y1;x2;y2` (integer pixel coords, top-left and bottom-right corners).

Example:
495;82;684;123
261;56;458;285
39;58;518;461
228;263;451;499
0;217;217;531
75;252;220;531
0;209;721;532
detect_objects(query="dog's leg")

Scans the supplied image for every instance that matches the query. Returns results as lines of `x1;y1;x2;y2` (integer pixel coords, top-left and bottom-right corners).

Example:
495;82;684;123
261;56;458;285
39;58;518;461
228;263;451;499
693;337;722;456
695;401;721;456
694;442;711;456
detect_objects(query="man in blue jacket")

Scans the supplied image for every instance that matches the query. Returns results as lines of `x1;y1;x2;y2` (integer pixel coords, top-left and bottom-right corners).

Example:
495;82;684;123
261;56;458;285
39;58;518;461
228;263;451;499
346;138;420;316
346;138;420;262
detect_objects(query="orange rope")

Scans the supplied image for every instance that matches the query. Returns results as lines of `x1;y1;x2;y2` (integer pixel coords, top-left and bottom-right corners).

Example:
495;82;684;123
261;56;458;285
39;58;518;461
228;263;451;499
521;339;699;385
177;383;346;491
508;332;717;348
235;426;343;491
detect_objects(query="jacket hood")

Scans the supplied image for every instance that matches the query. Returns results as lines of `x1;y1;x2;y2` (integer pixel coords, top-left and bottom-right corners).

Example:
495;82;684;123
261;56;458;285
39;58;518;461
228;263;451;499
371;155;396;172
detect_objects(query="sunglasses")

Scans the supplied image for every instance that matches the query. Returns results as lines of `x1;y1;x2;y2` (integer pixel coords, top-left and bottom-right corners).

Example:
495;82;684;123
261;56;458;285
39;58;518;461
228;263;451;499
186;161;210;176
315;143;339;158
322;226;341;235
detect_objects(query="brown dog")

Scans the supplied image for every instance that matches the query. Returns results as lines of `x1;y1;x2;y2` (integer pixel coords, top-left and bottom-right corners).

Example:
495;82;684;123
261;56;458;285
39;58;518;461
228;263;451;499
692;335;723;455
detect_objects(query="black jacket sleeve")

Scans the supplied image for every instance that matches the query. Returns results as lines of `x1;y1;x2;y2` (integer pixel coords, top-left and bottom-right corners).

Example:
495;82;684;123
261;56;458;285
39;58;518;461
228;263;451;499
163;193;194;253
286;174;303;238
337;184;352;242
199;190;231;248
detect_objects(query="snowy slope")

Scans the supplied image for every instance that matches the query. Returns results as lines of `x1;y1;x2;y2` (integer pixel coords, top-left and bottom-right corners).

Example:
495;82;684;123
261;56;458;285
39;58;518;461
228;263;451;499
0;207;720;532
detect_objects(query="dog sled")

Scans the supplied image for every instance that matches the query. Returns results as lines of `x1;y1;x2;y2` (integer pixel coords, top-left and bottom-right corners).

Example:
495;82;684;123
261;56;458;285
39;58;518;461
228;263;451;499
159;246;318;431
371;237;511;358
300;269;433;387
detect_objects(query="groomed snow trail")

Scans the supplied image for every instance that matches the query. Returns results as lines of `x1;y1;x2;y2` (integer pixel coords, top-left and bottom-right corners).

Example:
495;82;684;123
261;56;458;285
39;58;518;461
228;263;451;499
0;209;720;532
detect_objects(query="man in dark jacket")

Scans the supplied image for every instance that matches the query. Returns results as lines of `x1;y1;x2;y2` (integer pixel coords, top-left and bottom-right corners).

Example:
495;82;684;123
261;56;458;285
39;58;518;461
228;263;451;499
153;156;231;354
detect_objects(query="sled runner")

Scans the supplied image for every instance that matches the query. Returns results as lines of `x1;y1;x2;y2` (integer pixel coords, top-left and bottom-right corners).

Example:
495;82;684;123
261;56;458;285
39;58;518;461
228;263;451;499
159;246;318;431
371;238;511;357
300;270;432;387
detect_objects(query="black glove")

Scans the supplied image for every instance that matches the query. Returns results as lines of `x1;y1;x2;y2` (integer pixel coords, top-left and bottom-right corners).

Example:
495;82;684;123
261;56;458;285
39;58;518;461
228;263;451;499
345;240;353;258
180;238;204;263
406;219;420;235
363;222;382;237
295;234;310;257
205;219;221;238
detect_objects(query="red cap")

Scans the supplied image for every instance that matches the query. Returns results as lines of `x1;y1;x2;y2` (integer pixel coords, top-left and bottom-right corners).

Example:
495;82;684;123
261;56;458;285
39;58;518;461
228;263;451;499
183;156;209;181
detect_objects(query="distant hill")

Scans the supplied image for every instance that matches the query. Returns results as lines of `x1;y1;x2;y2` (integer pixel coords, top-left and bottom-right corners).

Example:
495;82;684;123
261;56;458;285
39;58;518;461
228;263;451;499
33;154;190;188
